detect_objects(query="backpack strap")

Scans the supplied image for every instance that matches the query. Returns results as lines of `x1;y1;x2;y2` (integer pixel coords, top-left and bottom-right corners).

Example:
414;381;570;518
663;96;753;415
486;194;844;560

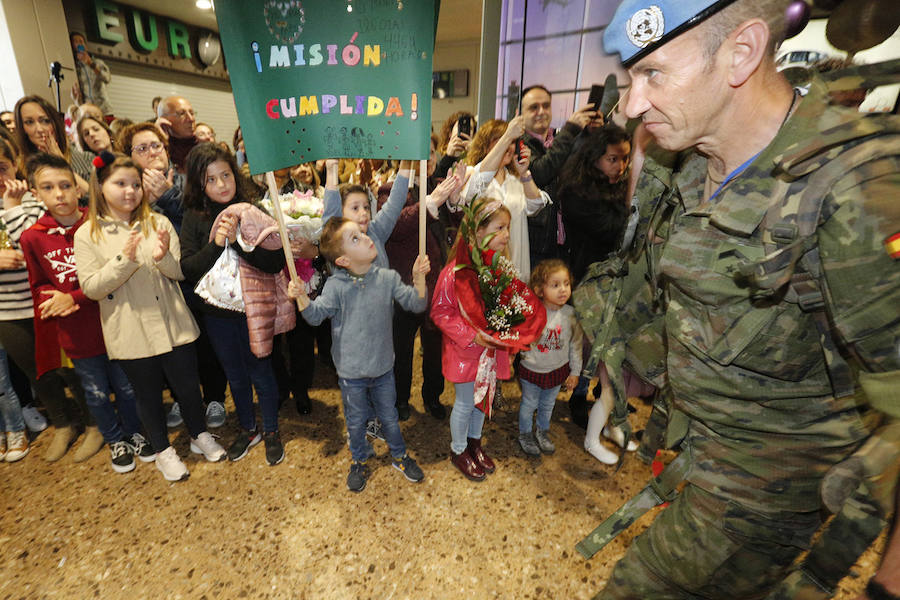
739;124;900;399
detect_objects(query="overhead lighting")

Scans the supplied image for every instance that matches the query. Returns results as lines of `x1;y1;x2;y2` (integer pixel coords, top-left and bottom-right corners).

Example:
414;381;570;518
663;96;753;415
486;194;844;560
196;0;213;9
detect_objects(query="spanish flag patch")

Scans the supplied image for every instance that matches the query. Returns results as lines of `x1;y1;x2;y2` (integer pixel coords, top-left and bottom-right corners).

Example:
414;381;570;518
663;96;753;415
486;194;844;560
887;233;900;260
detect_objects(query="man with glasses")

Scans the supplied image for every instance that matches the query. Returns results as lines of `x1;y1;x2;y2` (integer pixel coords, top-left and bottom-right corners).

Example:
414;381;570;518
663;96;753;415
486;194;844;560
156;96;198;173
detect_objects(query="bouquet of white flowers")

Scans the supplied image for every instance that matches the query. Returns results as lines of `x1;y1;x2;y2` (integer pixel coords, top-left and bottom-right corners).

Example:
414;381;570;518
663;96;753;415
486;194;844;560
260;189;324;243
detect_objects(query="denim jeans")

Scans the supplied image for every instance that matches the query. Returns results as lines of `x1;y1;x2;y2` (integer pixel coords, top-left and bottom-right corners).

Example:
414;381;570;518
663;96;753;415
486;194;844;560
338;370;406;462
0;348;25;433
449;381;484;454
518;379;560;433
72;354;142;444
204;314;280;433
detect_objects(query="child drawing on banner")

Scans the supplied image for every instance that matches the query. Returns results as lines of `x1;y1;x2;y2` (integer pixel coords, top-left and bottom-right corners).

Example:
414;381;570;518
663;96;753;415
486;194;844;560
517;259;582;458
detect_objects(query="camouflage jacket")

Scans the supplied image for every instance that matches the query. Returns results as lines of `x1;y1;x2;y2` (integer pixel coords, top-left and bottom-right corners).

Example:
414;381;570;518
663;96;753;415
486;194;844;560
627;77;900;514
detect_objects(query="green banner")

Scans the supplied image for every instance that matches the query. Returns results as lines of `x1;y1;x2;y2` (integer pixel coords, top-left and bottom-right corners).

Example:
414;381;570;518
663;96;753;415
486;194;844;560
216;0;435;174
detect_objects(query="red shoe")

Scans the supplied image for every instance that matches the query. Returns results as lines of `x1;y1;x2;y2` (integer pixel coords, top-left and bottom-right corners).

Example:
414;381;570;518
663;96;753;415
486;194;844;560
451;449;486;481
467;437;495;474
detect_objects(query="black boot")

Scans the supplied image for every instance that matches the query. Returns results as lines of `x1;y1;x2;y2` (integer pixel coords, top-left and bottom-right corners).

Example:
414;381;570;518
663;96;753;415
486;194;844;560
396;401;411;421
424;398;446;420
569;393;590;429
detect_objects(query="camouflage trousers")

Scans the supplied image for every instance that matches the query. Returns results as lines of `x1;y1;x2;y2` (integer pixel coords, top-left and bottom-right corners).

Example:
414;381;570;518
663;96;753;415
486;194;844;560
595;485;821;600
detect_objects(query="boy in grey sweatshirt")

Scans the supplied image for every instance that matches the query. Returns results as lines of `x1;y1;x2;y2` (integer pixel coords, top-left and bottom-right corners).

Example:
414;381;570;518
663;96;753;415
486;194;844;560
288;216;430;492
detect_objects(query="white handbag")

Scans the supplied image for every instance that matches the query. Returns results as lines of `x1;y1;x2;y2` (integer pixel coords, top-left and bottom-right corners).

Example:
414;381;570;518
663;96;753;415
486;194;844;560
194;245;245;312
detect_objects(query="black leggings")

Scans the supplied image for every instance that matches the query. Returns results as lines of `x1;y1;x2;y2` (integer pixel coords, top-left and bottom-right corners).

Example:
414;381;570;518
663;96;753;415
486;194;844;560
117;343;207;452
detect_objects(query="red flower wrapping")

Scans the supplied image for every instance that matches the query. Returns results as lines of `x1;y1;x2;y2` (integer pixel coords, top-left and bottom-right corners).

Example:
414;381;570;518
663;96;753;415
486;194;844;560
453;242;546;354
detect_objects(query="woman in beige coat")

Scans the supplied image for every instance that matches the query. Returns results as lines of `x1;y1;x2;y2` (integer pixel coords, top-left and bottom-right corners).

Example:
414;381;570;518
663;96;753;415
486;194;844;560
74;152;226;482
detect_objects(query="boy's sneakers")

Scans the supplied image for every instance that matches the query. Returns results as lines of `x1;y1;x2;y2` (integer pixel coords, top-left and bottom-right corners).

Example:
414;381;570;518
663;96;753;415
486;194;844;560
190;432;227;462
128;433;156;462
156;446;189;481
347;461;370;492
227;429;262;462
166;403;183;428
392;454;424;483
22;404;48;432
534;429;555;454
365;418;384;441
109;440;135;473
263;431;285;466
5;430;29;462
205;401;226;428
518;432;541;456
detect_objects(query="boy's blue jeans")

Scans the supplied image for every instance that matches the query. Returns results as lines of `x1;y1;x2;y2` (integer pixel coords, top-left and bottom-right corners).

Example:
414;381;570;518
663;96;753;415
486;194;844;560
72;354;142;444
518;379;560;433
339;370;406;462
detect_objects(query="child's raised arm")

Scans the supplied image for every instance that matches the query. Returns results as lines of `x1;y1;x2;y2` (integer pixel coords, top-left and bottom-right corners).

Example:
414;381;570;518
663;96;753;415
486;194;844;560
367;164;410;242
322;159;342;221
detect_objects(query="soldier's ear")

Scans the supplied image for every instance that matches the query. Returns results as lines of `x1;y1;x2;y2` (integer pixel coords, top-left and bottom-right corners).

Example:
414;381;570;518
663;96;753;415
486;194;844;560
726;18;770;87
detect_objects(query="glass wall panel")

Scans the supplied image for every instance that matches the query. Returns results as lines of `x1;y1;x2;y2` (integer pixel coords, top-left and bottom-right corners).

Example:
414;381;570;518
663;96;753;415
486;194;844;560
525;0;586;38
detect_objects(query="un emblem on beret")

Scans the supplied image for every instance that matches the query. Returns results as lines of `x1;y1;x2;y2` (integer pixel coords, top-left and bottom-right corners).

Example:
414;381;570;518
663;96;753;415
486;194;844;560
626;6;665;48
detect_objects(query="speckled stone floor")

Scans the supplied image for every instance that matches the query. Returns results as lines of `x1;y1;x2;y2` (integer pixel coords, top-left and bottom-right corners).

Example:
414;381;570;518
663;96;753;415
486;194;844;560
0;351;881;599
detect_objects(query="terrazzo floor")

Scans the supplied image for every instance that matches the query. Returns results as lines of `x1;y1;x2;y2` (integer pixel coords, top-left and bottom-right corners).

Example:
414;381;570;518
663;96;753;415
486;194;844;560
0;351;882;599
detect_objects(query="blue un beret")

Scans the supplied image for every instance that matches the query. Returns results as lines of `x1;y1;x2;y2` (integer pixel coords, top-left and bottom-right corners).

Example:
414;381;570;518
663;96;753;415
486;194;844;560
604;0;739;67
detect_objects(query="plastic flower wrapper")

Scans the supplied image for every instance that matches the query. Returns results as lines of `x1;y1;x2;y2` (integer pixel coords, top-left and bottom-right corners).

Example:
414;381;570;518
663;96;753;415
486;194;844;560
453;197;546;416
259;189;324;243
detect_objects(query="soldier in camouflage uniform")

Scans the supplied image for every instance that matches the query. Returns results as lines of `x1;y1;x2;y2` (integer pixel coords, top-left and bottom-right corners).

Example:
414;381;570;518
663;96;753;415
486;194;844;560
584;0;900;598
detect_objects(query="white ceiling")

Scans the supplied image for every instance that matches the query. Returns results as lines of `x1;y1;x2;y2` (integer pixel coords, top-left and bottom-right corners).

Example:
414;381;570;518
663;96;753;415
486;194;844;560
122;0;483;43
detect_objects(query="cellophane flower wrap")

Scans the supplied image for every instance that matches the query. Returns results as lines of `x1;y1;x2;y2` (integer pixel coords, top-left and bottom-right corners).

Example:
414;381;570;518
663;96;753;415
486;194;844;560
259;189;324;243
260;189;324;295
453;198;547;417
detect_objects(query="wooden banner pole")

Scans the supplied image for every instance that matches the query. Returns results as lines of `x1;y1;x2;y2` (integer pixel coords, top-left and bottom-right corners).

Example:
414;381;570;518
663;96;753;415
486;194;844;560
264;171;303;310
417;159;427;298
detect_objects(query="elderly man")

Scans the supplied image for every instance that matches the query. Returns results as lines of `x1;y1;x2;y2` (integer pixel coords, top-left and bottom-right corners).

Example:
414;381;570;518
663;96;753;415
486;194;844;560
156;95;198;172
591;1;900;599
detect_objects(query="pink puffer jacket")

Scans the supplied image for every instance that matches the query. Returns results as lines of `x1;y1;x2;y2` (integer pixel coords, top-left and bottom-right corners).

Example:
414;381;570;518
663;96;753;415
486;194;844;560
209;203;295;357
430;261;510;383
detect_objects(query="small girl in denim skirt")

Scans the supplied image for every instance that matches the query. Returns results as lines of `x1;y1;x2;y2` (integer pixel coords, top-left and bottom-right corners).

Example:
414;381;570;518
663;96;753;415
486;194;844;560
517;259;582;456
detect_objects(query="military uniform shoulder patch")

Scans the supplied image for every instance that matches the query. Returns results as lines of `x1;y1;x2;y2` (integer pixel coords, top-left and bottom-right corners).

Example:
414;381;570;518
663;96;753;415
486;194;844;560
626;6;665;49
886;232;900;260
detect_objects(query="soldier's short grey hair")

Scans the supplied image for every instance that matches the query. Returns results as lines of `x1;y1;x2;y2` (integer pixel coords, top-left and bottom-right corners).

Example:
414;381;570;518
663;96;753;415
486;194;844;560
700;0;792;66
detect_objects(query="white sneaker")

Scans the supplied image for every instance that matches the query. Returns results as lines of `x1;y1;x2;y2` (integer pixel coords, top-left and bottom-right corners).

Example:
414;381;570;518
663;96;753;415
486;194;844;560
205;401;226;429
166;403;183;428
603;425;639;451
190;432;226;462
22;404;48;433
585;441;619;465
155;446;189;481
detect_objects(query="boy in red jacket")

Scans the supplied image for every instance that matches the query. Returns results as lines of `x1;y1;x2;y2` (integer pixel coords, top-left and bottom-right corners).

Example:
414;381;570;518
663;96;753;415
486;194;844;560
20;153;152;472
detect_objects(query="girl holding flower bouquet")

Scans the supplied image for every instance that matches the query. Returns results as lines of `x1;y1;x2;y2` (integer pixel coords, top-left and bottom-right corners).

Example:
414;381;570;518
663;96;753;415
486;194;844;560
431;199;546;481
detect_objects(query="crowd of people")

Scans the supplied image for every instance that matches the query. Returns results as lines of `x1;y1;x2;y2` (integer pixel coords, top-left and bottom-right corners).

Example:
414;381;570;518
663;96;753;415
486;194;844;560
2;1;899;597
0;59;636;488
